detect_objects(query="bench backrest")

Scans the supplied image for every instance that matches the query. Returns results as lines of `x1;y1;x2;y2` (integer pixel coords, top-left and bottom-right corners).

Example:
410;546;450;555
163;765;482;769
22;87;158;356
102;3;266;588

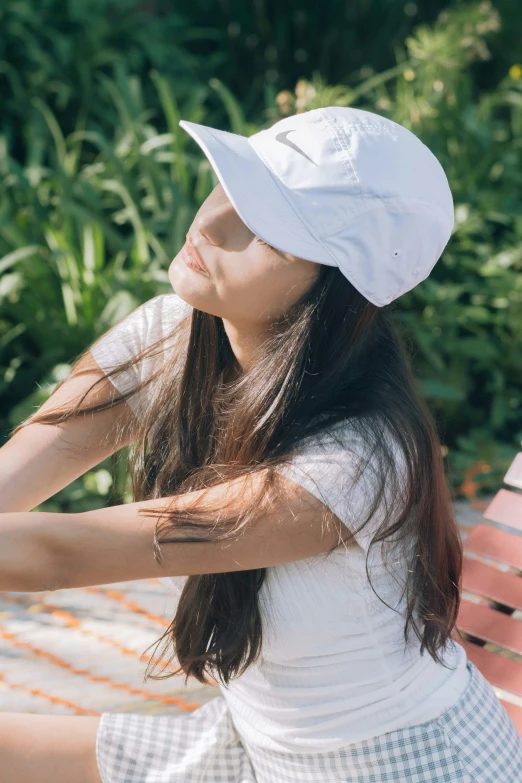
456;449;522;734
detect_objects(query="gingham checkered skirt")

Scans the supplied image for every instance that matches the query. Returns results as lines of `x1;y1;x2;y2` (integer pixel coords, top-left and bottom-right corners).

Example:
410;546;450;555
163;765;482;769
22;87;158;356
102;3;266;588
96;661;522;782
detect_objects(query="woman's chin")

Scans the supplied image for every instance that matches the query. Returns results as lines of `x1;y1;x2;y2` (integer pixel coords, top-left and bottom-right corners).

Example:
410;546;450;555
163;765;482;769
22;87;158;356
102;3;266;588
168;256;213;309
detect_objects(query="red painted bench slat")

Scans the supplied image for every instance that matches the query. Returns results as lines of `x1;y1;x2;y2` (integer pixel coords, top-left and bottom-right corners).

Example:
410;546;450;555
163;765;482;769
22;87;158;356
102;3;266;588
505;453;522;490
459;640;522;698
483;489;522;531
464;524;522;570
457;599;522;656
459;451;522;738
462;557;522;611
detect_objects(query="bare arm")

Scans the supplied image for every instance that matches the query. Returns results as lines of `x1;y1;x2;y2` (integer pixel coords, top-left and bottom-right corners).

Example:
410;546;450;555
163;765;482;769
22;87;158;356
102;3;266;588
0;471;351;592
0;350;136;513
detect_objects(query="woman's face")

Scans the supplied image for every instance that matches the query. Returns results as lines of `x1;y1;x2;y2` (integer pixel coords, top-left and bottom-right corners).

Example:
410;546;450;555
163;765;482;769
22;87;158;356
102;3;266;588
168;183;320;325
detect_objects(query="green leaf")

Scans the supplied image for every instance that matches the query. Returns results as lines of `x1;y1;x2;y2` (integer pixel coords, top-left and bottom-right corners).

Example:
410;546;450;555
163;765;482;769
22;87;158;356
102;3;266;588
418;380;466;401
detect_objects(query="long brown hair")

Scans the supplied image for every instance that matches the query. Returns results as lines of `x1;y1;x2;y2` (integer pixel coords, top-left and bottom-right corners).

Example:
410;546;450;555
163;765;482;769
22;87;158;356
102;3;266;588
12;264;462;687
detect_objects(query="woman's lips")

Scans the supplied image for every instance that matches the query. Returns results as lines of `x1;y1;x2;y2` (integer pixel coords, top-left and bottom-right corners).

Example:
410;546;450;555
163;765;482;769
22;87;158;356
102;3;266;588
182;242;209;276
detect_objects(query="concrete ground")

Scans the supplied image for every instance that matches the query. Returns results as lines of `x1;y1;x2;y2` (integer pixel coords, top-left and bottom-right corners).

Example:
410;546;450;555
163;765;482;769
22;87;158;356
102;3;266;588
0;499;520;716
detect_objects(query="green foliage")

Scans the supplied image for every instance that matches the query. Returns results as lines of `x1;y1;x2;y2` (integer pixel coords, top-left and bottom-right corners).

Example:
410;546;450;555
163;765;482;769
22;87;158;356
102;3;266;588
1;0;521;509
0;0;221;141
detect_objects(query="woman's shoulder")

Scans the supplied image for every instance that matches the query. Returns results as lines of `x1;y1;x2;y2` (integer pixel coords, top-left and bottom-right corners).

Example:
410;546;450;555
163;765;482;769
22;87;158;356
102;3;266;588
143;292;193;335
156;292;194;322
91;292;192;363
125;292;193;350
298;413;381;455
277;414;408;551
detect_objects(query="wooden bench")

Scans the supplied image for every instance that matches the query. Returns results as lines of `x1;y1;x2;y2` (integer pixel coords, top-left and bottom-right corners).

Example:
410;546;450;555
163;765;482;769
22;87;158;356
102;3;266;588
456;447;522;734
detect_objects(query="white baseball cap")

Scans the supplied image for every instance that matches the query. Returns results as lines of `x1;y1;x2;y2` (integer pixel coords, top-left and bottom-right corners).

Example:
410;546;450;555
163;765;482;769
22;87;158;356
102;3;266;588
179;107;454;307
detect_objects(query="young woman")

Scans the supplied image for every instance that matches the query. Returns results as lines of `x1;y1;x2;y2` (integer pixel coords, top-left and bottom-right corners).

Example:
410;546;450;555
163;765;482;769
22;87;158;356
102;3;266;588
1;107;521;782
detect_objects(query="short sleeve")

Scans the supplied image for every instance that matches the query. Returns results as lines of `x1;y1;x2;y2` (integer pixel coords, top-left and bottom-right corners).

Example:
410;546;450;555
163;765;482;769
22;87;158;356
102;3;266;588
90;293;192;418
275;420;407;552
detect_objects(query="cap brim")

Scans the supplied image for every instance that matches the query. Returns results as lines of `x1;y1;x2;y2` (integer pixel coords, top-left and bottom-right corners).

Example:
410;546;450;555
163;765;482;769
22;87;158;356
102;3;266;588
178;119;335;266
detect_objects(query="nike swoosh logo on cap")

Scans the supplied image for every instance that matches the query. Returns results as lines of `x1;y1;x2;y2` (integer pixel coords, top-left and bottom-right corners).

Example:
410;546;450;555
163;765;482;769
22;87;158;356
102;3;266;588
275;130;317;166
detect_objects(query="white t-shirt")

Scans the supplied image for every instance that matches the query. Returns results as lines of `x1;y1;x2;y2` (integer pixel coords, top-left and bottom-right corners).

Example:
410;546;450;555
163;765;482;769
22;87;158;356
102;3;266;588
90;293;470;753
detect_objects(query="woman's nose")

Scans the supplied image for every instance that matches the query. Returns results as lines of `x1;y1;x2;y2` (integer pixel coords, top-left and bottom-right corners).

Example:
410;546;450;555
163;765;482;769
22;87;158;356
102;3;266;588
194;212;227;247
193;187;250;249
195;213;245;249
